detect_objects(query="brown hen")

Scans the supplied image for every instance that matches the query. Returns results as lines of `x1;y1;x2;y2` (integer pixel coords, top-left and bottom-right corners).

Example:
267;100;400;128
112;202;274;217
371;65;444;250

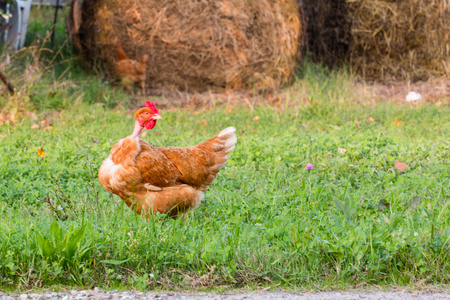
98;101;237;217
115;41;149;96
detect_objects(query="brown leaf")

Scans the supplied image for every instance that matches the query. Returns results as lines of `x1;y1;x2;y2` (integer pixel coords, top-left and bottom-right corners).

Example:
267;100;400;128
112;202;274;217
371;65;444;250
227;108;233;114
31;124;40;130
200;119;207;125
378;199;390;211
252;116;260;121
37;147;45;158
44;126;53;131
368;116;375;123
354;120;360;127
394;120;402;126
395;161;408;172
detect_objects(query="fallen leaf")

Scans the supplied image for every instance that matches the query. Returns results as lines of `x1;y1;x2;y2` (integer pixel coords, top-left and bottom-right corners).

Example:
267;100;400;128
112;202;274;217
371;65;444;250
168;107;177;112
302;123;309;128
395;161;408;172
378;199;390;211
44;126;53;131
394;120;402;126
31;124;39;130
406;196;422;213
354;120;360;127
227;108;232;114
193;111;200;115
251;129;257;133
252;116;260;121
200;119;207;125
368;116;375;123
338;147;347;154
37;147;45;158
9;113;15;123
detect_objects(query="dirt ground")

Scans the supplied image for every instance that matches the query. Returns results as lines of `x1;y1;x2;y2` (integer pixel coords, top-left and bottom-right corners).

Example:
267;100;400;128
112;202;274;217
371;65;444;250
142;77;450;109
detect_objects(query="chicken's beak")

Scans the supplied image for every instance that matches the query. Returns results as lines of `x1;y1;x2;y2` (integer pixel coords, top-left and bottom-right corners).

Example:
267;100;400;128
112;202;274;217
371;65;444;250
152;114;162;120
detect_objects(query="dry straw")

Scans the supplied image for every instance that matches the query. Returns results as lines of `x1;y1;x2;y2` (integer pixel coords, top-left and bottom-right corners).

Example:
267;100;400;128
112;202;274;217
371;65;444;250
75;0;304;92
347;0;450;82
301;0;450;82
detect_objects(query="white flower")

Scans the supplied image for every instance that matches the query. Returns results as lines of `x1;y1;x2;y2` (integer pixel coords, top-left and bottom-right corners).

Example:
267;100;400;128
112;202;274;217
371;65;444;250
57;205;63;211
149;273;155;278
406;91;422;102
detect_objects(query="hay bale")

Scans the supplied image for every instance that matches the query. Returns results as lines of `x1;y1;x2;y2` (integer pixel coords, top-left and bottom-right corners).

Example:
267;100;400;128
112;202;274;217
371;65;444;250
347;0;450;82
77;0;304;92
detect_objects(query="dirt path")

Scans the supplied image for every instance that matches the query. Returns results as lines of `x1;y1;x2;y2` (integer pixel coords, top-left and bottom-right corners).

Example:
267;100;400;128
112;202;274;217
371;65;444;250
1;290;449;300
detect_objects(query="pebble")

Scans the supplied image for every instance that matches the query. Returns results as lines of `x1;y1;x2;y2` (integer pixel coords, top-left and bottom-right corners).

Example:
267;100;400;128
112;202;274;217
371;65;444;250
1;291;450;300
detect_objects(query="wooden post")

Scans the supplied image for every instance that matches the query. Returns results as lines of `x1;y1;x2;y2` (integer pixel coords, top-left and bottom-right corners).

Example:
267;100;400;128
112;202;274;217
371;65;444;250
51;0;61;47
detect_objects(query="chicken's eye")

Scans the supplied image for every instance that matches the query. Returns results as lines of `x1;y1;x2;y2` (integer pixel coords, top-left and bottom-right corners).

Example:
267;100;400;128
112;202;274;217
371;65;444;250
145;112;149;115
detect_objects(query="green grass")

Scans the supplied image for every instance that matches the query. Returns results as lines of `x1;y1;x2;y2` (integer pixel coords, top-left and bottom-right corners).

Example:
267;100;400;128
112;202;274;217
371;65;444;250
0;6;449;292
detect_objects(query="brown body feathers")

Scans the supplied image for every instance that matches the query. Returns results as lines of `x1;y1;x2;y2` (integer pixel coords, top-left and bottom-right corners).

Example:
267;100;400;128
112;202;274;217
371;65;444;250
98;126;237;217
115;41;149;95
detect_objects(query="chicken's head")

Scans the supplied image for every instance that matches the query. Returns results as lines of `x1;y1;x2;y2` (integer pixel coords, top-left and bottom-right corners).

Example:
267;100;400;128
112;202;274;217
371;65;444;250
134;101;161;130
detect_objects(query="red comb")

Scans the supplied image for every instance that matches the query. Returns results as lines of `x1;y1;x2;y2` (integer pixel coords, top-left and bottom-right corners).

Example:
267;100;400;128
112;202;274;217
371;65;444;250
144;101;159;114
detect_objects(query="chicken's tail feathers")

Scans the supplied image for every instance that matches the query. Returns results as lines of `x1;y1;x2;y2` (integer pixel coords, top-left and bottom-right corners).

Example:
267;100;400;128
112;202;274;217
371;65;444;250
116;40;129;61
197;126;237;190
217;126;237;154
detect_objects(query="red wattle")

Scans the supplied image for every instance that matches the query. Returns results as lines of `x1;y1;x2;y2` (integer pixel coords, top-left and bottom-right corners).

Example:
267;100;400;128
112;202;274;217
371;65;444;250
145;120;156;129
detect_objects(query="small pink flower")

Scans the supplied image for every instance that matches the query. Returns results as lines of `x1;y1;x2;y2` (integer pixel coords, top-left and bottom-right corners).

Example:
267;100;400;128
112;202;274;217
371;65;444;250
361;200;365;205
305;163;314;170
